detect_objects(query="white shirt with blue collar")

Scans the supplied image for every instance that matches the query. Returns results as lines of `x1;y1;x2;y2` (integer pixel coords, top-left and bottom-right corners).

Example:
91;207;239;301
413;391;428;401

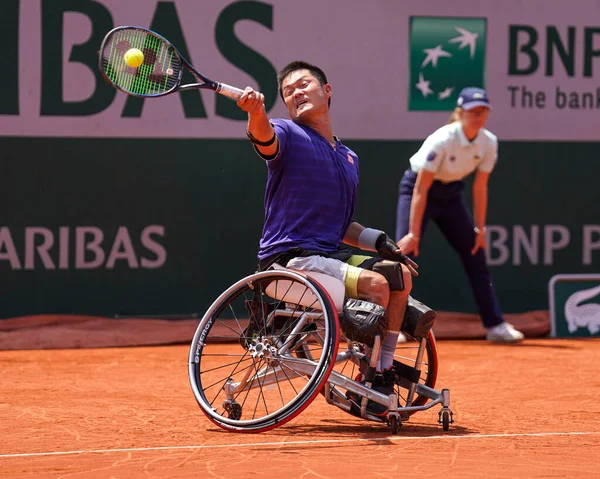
409;121;498;183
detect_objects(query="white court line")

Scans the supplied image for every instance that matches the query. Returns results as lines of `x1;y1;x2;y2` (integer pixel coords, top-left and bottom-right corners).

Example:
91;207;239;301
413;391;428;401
1;431;599;459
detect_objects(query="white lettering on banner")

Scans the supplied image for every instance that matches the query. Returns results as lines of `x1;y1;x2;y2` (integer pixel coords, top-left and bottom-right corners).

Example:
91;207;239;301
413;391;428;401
59;226;69;269
106;227;139;269
487;226;509;266
544;225;571;265
141;226;167;269
486;225;599;266
76;227;105;269
2;0;600;140
0;225;167;271
513;225;539;265
583;225;600;265
25;227;55;270
0;228;22;269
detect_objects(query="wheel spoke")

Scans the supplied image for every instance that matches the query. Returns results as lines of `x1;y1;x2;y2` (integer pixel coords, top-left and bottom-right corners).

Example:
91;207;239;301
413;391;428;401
200;354;253;376
251;359;268;420
201;353;247;357
279;360;311;385
206;351;254;406
236;358;265;413
256;363;271;418
273;363;286;407
205;361;256;408
227;302;245;334
214;317;245;337
278;361;300;396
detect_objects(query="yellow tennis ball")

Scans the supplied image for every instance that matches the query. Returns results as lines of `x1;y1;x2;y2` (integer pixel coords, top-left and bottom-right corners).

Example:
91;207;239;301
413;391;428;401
124;48;144;68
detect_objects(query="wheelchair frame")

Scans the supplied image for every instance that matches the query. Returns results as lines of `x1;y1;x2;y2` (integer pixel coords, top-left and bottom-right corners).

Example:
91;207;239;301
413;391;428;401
189;269;453;434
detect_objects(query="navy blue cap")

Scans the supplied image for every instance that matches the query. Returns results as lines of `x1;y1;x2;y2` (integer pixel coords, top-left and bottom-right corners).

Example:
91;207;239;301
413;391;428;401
456;87;492;110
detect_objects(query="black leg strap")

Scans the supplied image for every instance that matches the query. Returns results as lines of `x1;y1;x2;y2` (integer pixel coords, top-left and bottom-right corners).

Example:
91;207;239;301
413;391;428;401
393;359;422;384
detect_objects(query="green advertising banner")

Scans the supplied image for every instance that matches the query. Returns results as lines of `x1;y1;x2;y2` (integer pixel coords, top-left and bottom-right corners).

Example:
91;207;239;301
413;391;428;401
1;137;599;319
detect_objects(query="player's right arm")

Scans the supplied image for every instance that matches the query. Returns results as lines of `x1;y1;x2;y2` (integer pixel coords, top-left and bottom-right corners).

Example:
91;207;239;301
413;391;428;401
237;86;279;158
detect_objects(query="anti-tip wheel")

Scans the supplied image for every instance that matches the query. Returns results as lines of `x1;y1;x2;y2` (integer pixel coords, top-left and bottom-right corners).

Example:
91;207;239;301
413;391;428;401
441;410;450;431
389;415;400;434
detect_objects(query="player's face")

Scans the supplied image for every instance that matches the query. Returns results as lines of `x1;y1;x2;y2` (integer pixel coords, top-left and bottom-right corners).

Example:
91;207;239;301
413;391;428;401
281;70;331;122
461;106;490;130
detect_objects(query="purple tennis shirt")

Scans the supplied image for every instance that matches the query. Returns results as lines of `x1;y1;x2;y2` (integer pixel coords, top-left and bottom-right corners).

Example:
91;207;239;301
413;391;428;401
257;119;359;260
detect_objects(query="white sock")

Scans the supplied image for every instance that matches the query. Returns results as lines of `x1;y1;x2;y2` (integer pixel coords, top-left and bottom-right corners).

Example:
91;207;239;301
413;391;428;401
380;330;400;371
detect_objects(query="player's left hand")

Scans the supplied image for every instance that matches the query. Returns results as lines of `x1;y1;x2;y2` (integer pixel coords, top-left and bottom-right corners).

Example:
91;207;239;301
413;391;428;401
471;231;486;255
376;233;419;276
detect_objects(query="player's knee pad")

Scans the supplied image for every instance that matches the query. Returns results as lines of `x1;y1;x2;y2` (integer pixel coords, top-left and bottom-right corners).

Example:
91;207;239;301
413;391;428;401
339;299;387;347
372;261;405;292
401;296;437;339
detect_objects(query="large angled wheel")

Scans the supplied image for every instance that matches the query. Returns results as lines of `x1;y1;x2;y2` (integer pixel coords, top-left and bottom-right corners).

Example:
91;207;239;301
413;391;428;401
189;270;339;433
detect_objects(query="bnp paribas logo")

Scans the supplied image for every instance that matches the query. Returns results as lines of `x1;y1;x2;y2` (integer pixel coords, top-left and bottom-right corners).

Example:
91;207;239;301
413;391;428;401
409;17;487;111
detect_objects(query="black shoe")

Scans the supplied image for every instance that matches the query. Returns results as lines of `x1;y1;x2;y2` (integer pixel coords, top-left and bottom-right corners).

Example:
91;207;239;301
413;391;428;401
345;368;396;417
345;371;365;402
367;371;395;417
381;366;400;387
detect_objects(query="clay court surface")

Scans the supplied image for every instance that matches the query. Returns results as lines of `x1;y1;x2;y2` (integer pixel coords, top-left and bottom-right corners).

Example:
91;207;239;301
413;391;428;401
1;339;599;478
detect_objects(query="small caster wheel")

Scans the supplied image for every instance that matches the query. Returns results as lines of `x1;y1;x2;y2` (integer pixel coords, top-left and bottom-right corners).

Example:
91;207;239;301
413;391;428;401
389;415;400;434
442;410;450;431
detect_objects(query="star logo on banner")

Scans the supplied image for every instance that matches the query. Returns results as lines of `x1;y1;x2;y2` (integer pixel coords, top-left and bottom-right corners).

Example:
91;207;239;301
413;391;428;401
421;45;452;68
413;25;481;102
415;73;433;97
449;27;479;59
438;86;454;100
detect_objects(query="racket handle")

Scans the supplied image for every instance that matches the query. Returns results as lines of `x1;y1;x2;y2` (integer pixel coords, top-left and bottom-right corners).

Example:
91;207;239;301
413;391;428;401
216;82;244;100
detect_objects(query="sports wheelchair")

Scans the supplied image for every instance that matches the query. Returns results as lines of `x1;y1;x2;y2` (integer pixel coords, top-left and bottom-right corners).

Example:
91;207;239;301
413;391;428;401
188;267;453;434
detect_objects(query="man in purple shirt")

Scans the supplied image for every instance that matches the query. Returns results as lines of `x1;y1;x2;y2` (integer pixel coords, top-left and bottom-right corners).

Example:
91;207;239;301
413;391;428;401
236;61;418;417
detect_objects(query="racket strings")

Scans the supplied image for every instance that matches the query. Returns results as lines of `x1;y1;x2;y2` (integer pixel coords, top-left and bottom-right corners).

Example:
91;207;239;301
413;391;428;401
102;28;181;96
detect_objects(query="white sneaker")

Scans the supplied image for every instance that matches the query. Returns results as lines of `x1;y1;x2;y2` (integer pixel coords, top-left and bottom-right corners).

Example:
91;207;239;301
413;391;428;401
486;322;524;342
397;332;407;343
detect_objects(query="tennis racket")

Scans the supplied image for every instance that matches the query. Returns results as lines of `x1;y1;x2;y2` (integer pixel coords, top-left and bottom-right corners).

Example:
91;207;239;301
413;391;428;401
99;26;244;100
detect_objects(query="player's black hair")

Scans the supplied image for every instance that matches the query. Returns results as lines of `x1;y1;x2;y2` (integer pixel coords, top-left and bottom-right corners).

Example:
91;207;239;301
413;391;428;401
277;61;331;107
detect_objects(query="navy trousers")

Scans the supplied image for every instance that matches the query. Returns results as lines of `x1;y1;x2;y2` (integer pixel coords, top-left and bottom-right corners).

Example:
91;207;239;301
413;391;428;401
395;169;503;328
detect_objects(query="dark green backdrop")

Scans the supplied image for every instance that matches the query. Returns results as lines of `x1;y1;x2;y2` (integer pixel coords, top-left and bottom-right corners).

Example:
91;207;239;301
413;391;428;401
1;137;598;319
